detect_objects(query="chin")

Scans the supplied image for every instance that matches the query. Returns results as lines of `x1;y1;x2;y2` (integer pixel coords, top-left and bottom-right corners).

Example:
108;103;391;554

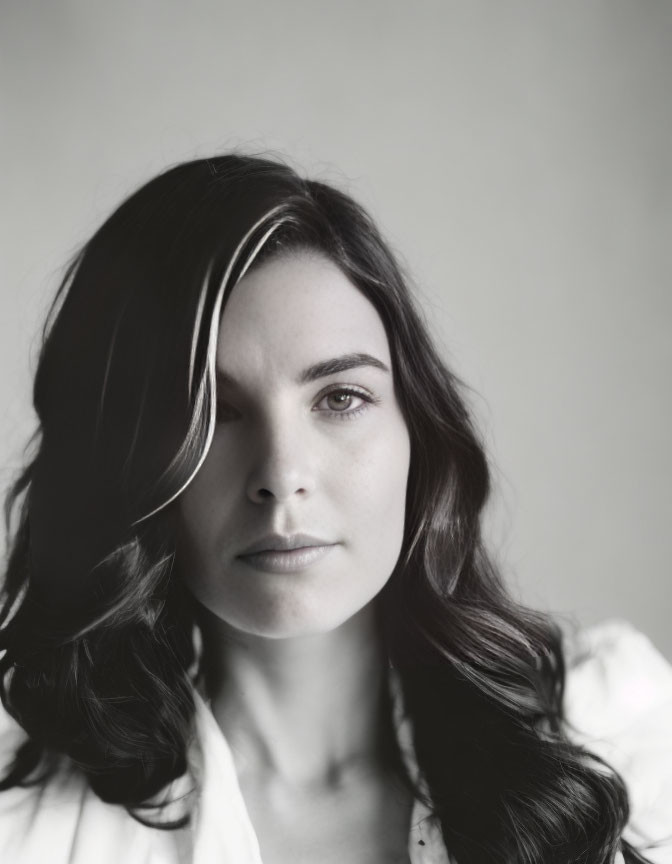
224;596;371;641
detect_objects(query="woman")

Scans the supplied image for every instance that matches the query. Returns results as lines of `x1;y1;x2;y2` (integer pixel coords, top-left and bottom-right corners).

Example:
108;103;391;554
0;153;670;864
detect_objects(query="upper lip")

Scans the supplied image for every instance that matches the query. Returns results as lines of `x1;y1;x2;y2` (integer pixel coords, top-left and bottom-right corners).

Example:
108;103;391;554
238;533;335;556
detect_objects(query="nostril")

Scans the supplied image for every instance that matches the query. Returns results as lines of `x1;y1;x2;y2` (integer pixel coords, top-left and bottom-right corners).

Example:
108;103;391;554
253;485;307;502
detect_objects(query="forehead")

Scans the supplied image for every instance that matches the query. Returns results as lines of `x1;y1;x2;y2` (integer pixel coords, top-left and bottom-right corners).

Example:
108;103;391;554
216;252;391;381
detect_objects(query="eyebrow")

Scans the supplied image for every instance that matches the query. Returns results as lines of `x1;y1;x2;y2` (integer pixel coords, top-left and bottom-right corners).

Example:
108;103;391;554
216;352;390;388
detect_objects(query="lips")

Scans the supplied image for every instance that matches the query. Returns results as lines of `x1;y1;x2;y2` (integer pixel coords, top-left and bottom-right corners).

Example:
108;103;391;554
237;533;334;556
238;545;336;574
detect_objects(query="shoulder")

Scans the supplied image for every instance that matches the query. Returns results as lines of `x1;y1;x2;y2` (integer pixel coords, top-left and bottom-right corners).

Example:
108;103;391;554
0;702;182;864
563;619;672;862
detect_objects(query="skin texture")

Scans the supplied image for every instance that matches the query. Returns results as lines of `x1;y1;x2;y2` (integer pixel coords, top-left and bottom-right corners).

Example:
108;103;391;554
176;251;413;863
178;250;411;642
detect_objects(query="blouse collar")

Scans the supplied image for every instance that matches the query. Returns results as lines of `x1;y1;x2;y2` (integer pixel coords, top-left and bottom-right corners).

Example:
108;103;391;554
186;665;449;864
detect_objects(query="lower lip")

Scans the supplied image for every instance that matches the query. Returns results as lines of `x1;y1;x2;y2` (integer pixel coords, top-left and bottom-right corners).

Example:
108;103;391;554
238;545;336;574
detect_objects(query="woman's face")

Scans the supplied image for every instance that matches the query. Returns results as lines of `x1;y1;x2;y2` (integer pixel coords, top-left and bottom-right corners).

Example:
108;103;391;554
177;250;411;639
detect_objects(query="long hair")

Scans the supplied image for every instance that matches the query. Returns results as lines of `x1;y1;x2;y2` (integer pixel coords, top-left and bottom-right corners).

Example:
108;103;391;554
0;153;651;860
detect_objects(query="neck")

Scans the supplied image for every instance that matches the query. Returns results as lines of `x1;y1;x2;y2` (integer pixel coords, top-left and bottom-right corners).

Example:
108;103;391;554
197;601;390;791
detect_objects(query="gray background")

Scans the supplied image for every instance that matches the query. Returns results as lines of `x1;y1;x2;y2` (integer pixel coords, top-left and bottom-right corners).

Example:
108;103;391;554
1;1;670;659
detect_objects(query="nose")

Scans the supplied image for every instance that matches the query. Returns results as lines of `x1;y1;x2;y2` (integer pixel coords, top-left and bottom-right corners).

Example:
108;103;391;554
244;411;315;505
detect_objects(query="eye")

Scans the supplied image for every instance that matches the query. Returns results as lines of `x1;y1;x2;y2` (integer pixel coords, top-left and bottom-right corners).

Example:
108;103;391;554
314;386;377;420
214;386;380;424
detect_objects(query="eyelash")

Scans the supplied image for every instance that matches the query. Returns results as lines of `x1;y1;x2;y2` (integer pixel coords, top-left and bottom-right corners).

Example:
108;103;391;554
314;385;379;420
214;385;379;423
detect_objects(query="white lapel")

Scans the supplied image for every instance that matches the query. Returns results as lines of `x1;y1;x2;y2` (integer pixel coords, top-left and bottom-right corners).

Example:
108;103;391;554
187;669;450;864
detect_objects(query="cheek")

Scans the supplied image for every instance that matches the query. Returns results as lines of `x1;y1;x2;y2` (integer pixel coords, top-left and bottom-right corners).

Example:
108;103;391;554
175;451;237;575
338;420;410;557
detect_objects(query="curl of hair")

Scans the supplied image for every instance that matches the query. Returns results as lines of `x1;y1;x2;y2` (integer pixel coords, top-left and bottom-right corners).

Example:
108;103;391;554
0;461;196;826
0;154;654;860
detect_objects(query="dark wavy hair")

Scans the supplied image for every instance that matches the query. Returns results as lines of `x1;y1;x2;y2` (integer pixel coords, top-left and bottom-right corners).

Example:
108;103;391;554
0;153;652;862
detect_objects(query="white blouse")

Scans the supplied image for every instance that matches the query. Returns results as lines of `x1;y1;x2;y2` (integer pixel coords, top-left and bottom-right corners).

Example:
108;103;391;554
0;619;671;864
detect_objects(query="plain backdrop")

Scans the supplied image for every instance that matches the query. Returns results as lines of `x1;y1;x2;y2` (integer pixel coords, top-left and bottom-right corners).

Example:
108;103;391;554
1;1;670;658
